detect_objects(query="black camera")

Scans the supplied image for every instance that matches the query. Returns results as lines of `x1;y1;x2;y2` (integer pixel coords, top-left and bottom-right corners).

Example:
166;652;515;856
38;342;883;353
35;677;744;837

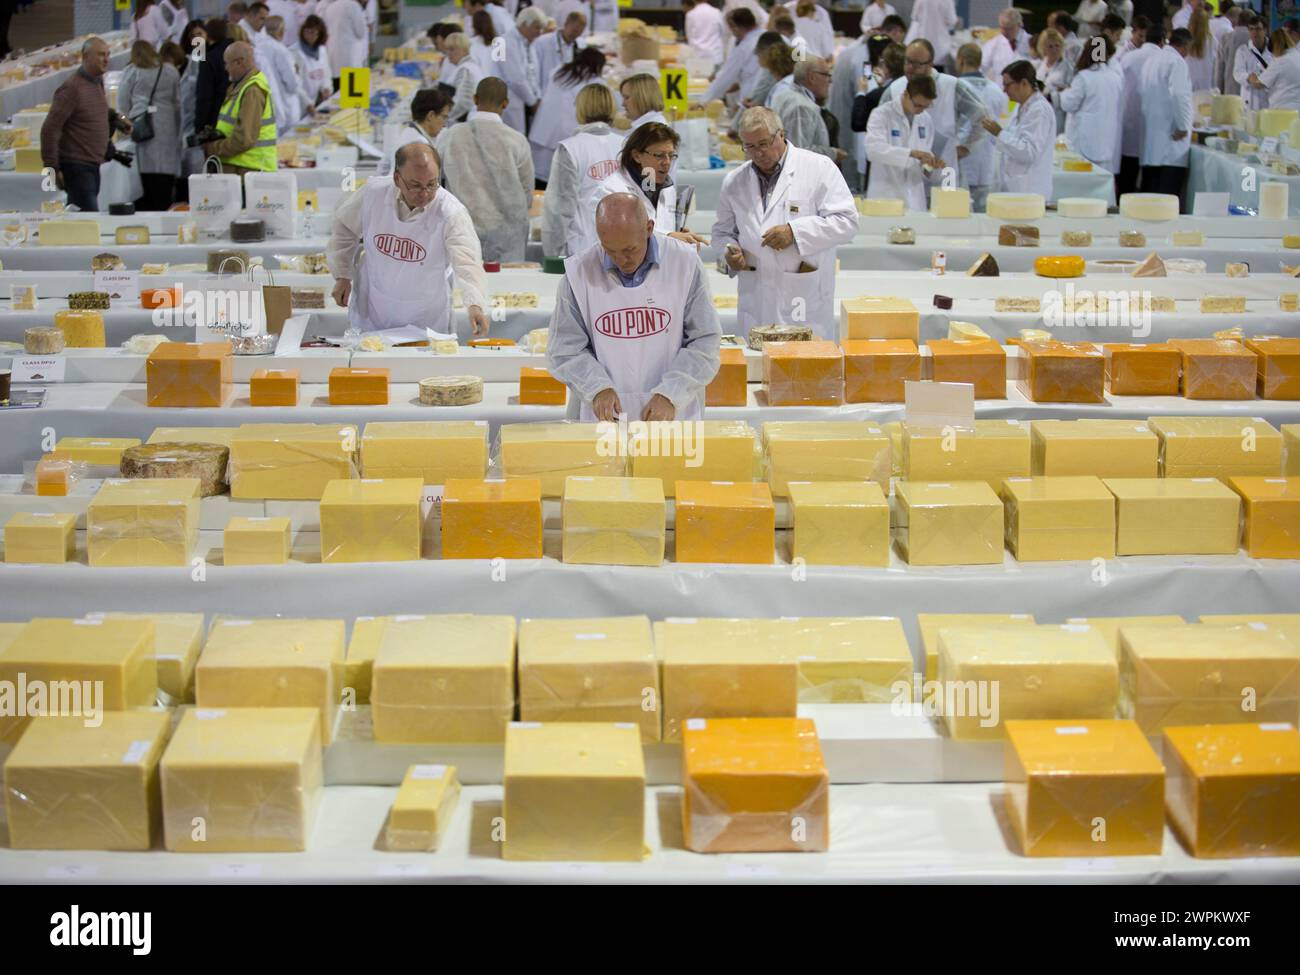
188;126;220;148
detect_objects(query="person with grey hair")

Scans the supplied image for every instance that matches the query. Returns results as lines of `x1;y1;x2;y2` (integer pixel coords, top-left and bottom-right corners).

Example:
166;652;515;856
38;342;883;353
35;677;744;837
442;32;486;123
500;6;546;133
771;57;845;162
711;105;856;340
548;192;721;423
260;14;307;132
982;8;1032;82
327;141;490;338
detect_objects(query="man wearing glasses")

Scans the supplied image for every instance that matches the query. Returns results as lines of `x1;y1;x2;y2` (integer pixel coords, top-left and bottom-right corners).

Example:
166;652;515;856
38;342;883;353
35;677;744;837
878;39;988;180
327;142;491;339
711;106;857;340
770;57;846;163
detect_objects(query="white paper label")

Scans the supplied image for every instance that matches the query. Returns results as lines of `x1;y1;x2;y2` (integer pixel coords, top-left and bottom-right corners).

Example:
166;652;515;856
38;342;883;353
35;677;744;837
10;355;65;384
93;269;139;305
574;633;607;640
1055;726;1089;735
1259;723;1294;732
686;718;706;731
72;619;103;626
904;380;975;431
195;709;226;720
410;764;447;780
512;721;542;729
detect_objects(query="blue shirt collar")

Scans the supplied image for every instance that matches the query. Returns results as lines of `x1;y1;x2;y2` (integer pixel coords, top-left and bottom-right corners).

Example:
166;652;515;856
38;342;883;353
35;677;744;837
601;234;660;287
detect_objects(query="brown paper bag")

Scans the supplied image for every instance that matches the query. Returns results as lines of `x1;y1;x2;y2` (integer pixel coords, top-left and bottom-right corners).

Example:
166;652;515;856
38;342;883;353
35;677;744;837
262;285;293;335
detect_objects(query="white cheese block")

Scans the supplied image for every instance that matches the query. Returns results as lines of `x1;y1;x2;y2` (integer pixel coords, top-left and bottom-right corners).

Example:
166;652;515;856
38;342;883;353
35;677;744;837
1056;197;1107;218
948;321;991;342
931;187;971;218
1119;193;1179;221
986;193;1045;220
1199;295;1247;313
1171;231;1203;246
857;198;906;217
1259;182;1288;219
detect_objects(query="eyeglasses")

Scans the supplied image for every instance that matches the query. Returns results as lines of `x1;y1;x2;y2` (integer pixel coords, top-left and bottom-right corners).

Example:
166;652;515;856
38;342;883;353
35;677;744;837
810;70;832;78
905;58;932;68
740;133;781;154
399;173;440;194
642;150;679;163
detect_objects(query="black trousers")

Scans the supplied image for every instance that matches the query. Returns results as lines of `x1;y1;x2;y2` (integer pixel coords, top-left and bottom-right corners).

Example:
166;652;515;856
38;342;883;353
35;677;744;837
61;161;101;212
1140;165;1187;210
136;173;177;211
1116;154;1140;200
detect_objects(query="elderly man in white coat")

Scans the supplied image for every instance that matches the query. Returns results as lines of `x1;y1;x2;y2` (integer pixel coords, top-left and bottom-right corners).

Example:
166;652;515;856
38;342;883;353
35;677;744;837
953;43;1007;212
772;57;845;163
880;39;989;181
712;106;858;340
1138;29;1193;201
261;15;308;133
534;10;586;95
327;142;490;339
548;193;722;423
443;32;486;122
982;59;1057;200
865;76;942;213
502;7;546;133
982;9;1032;82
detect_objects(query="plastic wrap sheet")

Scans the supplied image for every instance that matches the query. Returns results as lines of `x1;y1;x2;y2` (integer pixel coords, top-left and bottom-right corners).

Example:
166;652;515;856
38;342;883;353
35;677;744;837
223;515;293;565
369;615;516;743
385;764;460;852
1229;476;1300;558
516;616;659;739
1003;719;1165;858
1148;416;1284;478
1163;722;1300;859
0;616;159;713
360;420;489;481
494;421;626;497
902;419;1031;491
1000;476;1116;562
1117;621;1300;734
3;711;170;851
843;340;921;403
228;423;360;500
1167;339;1257;400
762;341;844;407
927;339;1007;399
160;707;323;852
787;481;890;568
761;421;891;496
673;481;775;565
195;616;345;744
145;342;231;408
1029;419;1160;477
26;457;85;497
2;510;76;564
682;717;830;853
318;477;423;564
560;476;665;567
935;624;1119;740
896;481;1004;566
1017;341;1105;404
441;477;543;559
86;477;200;567
627;420;757;496
1106;477;1242;555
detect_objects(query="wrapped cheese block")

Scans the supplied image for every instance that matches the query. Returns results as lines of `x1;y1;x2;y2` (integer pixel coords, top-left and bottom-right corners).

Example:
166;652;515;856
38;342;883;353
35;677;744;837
124;334;169;355
839;296;919;343
1211;93;1243;125
1060;230;1092;246
1103;343;1182;395
843;339;920;402
762;341;844;406
1167;339;1256;399
1244;337;1300;399
24;326;64;354
114;225;150;245
1119;193;1179;221
887;226;916;244
1018;341;1105;403
418;375;483;406
928;339;1006;398
120;443;230;497
998;224;1040;246
857;197;905;216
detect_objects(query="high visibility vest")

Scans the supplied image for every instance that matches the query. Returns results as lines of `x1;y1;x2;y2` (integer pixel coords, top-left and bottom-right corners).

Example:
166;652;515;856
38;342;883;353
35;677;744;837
215;71;276;171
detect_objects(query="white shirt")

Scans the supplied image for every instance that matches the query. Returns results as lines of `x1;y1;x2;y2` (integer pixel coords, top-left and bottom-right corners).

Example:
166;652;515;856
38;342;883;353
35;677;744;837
993;89;1056;197
865;98;936;212
1074;0;1107;33
533;30;581;94
1119;41;1160;158
1259;47;1300;112
906;0;959;66
1060;62;1123;172
860;2;896;34
686;3;728;65
324;0;369;75
1172;3;1193;30
704;26;761;103
1185;43;1217;92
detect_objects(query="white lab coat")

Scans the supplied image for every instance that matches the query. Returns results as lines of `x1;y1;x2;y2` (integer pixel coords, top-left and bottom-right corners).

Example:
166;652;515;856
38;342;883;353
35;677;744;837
710;142;858;339
470;37;500;78
957;73;1008;192
384;121;438;175
981;30;1032;83
255;33;304;134
324;0;369;76
487;2;514;38
1259;47;1300;112
905;0;958;68
593;166;678;235
993;90;1056;198
1037;58;1073;133
1171;2;1192;30
1138;45;1193;167
865;98;936;212
883;72;979;176
860;2;896;34
533;31;581;94
292;42;333;106
591;0;619;34
829;38;869;183
1119;42;1159;160
269;0;304;41
555;0;594;39
1185;46;1216;93
704;26;761;103
501;27;542;133
440;111;535;262
529;69;587;180
1060;63;1123;174
783;5;835;60
542;122;624;256
1234;44;1273;112
445;56;485;122
686;3;728;65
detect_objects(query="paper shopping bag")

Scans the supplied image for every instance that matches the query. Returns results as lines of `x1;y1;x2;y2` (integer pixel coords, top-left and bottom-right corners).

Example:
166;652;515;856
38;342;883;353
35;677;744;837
244;170;298;238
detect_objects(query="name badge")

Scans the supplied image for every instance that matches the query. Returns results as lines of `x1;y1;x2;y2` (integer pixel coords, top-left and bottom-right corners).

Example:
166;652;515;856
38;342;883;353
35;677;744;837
919;125;927;139
788;203;800;213
890;129;901;139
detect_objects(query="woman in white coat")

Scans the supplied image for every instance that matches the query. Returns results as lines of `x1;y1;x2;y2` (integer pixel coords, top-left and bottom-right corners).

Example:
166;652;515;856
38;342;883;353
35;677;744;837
1249;31;1300;112
441;32;486;122
542;83;625;257
711;105;859;340
865;75;942;213
470;11;502;77
983;60;1057;199
529;46;605;182
1059;37;1123;173
323;0;369;82
1034;29;1073;132
293;14;334;110
1184;10;1217;91
593;122;707;243
619;73;668;133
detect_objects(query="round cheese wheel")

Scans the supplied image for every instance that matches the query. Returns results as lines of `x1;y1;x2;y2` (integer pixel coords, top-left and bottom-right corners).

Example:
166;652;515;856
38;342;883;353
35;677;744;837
1056;197;1107;218
1087;259;1139;274
1118;193;1179;221
1034;255;1086;278
24;326;64;354
419;376;484;406
986;193;1045;220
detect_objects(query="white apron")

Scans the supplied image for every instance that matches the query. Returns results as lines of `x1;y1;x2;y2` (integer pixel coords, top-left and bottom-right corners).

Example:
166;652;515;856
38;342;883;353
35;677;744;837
564;236;700;422
352;180;456;334
561;127;626;255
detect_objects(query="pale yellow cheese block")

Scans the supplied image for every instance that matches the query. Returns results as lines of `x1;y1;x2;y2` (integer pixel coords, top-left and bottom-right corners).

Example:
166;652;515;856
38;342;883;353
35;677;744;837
1063;615;1186;659
370;615;516;743
147;426;238;447
53;436;141;465
1000;475;1117;562
195;617;345;744
654;618;798;742
782;616;913;703
39;220;101;245
1118;622;1300;733
628;420;756;495
937;624;1119;739
228;423;359;501
1200;613;1300;646
1282;424;1299;475
4;511;75;564
1104;477;1241;555
335;615;387;705
838;296;920;343
386;764;461;851
498;422;626;496
1148;417;1283;479
502;722;645;862
88;611;204;703
761;421;891;495
903;419;1032;491
561;475;664;567
5;711;171;851
161;707;323;852
86;477;201;567
223;516;291;566
931;187;971;218
857;197;905;217
517;616;659;739
788;480;890;567
360;420;488;482
896;480;1004;565
918;613;1035;682
1029;420;1160;477
318;477;423;563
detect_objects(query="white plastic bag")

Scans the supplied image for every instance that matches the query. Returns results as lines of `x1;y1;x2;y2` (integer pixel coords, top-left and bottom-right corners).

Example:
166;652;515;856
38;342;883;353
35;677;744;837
187;158;243;238
244;170;298;238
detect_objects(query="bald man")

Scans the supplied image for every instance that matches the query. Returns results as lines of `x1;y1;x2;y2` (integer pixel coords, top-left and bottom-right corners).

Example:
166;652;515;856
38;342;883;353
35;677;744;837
548;193;722;422
327;141;490;339
203;41;278;174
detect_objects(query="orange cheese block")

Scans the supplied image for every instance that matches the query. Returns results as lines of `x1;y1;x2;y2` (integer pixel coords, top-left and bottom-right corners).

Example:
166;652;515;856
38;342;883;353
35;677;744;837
843;339;921;403
145;342;232;408
1103;343;1182;396
681;717;829;853
1017;341;1105;403
250;368;299;407
1168;339;1257;400
1244;337;1300;400
1164;723;1300;858
674;480;775;564
1228;476;1300;558
927;339;1006;399
141;287;181;309
762;341;844;406
329;367;389;406
705;347;747;406
518;367;566;406
441;478;542;559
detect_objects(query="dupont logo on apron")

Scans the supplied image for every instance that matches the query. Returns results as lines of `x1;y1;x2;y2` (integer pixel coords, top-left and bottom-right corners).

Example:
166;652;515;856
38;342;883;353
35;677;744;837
372;234;426;263
594;306;672;339
587;159;620;181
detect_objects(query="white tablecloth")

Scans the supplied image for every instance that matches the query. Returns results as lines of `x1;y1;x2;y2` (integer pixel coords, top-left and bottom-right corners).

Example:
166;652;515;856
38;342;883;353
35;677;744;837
1;783;1295;883
1188;145;1300;217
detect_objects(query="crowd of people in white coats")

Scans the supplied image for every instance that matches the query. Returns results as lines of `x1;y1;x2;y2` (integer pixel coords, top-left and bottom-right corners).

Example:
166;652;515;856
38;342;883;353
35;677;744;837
77;0;1300;255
